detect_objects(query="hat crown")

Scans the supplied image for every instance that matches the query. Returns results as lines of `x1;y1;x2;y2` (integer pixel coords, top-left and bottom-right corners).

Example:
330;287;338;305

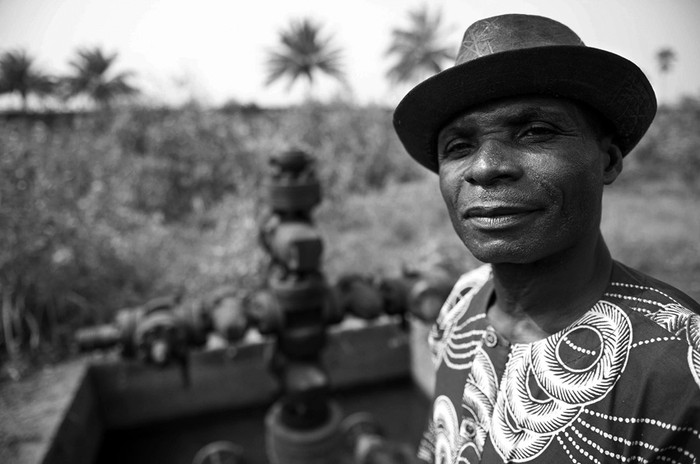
393;14;656;173
456;14;585;65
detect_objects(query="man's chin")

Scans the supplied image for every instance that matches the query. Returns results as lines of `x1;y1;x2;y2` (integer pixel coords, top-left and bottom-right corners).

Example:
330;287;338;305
464;242;542;265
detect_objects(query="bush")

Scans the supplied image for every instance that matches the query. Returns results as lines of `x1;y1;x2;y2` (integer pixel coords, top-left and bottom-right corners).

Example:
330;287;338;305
2;96;697;360
622;96;700;190
0;118;160;357
281;102;424;197
0;102;424;357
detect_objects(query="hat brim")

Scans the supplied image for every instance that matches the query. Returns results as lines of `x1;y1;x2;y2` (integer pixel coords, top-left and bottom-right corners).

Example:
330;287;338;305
393;46;657;173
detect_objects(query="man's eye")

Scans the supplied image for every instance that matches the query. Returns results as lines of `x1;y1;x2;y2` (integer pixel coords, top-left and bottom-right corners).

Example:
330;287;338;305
520;125;556;138
443;139;473;155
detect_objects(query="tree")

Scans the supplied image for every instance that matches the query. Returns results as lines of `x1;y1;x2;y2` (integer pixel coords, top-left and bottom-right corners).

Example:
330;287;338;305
63;47;138;108
385;6;455;85
0;50;55;112
656;47;677;74
265;18;344;94
656;47;677;104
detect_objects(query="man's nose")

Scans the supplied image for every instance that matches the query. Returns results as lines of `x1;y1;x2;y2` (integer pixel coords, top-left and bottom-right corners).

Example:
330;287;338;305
462;139;522;186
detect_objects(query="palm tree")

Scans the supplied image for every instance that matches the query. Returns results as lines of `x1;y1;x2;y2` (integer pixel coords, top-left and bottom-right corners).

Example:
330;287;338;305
656;47;677;74
64;47;137;108
385;6;455;85
265;18;344;94
0;50;55;112
656;47;677;104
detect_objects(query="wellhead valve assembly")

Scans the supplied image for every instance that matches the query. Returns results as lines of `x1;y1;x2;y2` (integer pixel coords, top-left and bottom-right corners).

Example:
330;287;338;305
256;149;343;464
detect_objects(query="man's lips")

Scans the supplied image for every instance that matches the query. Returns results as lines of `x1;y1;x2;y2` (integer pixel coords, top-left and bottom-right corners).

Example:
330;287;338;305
463;204;542;229
465;204;540;218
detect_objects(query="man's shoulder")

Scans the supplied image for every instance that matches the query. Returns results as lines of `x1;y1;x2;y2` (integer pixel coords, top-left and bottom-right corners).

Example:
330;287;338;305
428;264;492;367
607;260;700;314
605;261;700;370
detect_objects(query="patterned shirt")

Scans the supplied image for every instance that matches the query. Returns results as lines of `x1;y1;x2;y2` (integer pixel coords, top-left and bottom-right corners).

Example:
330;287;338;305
418;261;700;464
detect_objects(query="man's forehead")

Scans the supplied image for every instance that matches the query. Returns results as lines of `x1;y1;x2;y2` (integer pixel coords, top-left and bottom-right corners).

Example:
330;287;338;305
439;96;585;134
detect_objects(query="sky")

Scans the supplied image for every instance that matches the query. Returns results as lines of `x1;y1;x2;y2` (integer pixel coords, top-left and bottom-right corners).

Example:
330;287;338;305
0;0;698;108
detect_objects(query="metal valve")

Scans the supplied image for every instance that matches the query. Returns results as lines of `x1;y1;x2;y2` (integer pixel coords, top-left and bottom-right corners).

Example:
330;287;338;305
268;149;321;214
261;216;323;273
133;309;188;366
259;149;344;464
74;293;192;362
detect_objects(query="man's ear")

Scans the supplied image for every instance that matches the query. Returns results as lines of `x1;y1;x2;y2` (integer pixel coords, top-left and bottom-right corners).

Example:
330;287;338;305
601;136;623;185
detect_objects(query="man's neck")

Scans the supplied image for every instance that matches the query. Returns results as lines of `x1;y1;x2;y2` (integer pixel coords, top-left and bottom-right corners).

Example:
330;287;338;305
487;232;613;343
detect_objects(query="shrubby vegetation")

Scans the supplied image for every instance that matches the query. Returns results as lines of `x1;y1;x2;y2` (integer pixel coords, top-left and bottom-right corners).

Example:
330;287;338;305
0;102;423;360
0;96;698;365
622;98;700;188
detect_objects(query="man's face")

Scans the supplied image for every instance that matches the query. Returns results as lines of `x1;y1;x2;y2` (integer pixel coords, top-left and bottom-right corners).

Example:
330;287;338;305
437;96;615;264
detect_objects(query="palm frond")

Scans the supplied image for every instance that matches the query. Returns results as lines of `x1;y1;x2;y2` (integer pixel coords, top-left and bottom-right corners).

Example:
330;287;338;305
0;49;56;109
265;18;344;92
65;46;137;107
385;5;455;84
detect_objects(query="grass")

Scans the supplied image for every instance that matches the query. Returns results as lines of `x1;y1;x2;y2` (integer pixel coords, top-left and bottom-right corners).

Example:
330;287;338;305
602;182;700;301
317;175;479;281
317;177;700;302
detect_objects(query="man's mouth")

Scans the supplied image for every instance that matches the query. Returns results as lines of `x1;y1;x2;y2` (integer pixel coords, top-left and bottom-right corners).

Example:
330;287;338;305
464;205;541;229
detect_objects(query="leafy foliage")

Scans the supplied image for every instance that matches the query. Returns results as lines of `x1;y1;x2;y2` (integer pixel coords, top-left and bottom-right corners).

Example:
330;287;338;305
656;47;677;74
385;6;455;84
0;97;698;364
622;96;700;189
265;18;344;91
0;50;55;111
280;102;424;195
63;47;137;108
0;102;423;358
0;119;160;362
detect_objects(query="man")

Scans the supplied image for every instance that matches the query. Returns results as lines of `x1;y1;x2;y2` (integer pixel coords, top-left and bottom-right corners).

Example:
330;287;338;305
393;14;700;464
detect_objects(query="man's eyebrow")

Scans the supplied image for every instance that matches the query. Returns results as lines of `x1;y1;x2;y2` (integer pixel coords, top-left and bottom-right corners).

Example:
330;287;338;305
438;123;473;139
501;107;573;125
438;104;577;142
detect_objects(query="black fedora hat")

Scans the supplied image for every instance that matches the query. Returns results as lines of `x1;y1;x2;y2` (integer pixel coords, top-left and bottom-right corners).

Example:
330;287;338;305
393;14;657;173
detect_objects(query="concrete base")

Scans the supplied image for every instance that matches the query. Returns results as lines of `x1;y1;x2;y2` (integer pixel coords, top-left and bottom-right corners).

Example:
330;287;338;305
0;359;100;464
0;316;434;464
